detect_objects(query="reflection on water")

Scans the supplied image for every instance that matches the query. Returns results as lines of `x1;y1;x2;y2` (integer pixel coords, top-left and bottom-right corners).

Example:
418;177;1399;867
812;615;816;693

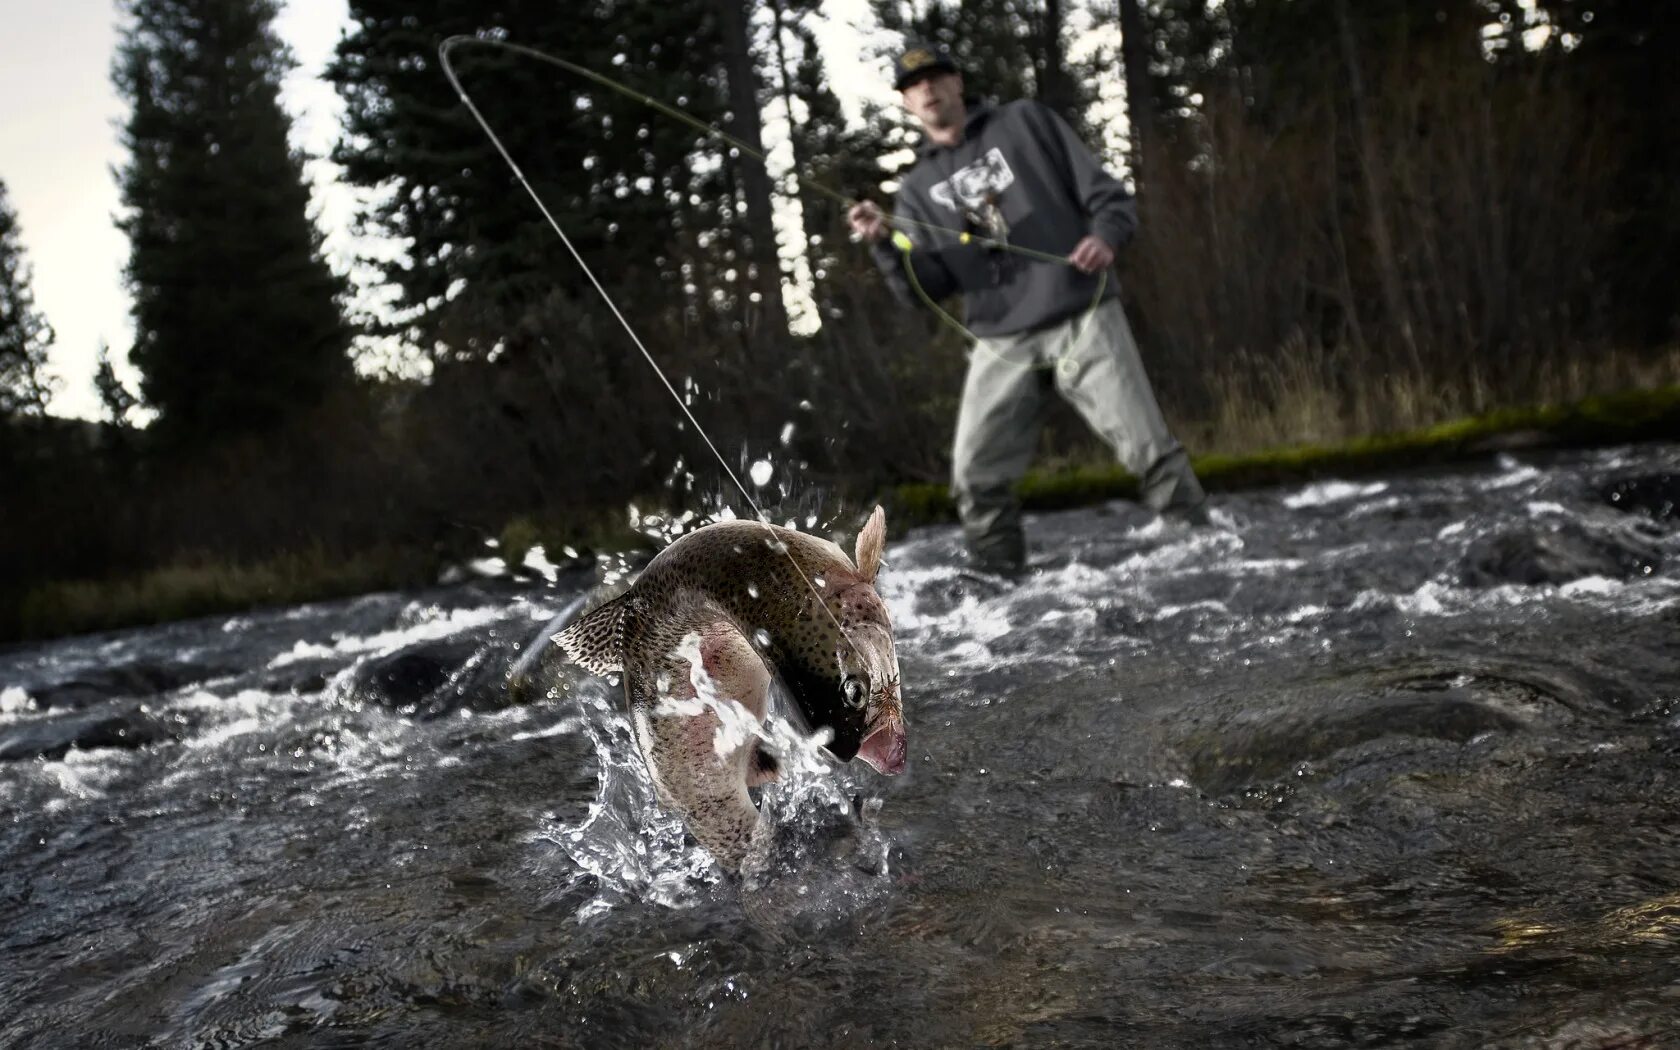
2;445;1680;1048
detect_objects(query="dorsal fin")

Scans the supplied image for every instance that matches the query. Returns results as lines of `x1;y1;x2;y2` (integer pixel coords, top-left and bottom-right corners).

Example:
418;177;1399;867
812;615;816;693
854;505;886;582
554;591;634;675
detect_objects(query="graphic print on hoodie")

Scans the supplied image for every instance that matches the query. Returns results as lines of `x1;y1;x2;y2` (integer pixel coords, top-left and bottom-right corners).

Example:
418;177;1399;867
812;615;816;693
870;99;1139;336
929;147;1017;242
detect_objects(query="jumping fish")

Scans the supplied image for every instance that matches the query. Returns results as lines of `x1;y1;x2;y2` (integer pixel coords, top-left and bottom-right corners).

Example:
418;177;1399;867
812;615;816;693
556;507;907;869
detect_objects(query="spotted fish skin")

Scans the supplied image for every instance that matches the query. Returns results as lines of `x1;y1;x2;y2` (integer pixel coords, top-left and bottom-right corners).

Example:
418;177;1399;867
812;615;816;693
556;507;905;869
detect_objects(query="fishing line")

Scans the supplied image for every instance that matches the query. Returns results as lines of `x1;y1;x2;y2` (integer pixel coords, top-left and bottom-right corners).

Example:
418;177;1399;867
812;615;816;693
435;35;1105;647
438;35;861;657
435;36;1105;371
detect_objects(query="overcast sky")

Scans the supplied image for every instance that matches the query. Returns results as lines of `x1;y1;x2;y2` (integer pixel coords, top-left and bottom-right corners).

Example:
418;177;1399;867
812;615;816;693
0;1;930;419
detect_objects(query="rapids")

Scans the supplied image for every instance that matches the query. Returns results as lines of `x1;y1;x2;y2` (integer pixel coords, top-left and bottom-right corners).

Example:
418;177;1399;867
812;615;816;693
2;443;1679;1048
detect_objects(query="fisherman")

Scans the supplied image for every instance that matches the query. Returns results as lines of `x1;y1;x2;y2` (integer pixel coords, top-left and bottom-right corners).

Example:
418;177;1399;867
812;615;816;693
848;41;1209;577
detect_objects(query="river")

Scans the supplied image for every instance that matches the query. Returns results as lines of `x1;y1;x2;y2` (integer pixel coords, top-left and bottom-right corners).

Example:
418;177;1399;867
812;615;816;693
2;443;1678;1048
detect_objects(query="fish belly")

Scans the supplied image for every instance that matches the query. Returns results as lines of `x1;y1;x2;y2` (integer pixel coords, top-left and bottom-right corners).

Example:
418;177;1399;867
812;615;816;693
628;621;773;868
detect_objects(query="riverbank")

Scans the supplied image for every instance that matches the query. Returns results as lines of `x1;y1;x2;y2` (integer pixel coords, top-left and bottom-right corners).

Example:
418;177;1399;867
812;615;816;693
889;383;1680;525
7;383;1678;643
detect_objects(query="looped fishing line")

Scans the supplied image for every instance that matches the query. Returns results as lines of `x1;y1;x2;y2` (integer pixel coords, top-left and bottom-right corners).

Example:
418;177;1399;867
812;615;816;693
436;35;1110;630
438;35;855;652
436;37;1107;374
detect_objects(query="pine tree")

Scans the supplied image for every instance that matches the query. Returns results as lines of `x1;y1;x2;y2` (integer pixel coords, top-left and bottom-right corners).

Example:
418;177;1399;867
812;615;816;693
717;0;790;344
759;2;885;319
0;178;56;419
869;0;1101;135
329;1;739;360
114;0;350;446
1533;0;1680;343
93;341;140;425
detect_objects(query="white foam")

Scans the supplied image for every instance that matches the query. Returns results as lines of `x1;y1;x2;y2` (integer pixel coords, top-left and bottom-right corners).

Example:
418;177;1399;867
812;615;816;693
509;716;585;743
1;686;33;716
1345;495;1407;516
191;715;267;751
269;640;337;667
1157;599;1232;621
1561;575;1620;596
522;544;561;582
271;605;506;667
1485;460;1544;489
1284;480;1388;509
1226;557;1308;576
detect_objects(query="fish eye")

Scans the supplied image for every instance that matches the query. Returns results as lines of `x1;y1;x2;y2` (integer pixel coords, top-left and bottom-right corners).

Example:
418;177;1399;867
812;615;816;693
842;676;868;710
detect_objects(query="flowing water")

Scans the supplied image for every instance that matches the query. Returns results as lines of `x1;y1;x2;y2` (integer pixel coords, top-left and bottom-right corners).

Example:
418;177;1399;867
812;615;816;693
3;444;1679;1049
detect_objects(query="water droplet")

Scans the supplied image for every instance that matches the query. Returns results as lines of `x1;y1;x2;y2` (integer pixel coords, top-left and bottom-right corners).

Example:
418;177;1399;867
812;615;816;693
753;629;772;650
750;460;773;486
747;582;760;599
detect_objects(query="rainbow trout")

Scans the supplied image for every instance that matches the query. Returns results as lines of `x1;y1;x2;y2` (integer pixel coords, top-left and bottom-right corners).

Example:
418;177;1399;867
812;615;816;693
556;507;907;869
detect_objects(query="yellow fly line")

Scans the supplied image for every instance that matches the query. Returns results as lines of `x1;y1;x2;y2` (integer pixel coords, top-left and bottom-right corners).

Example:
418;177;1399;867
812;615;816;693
889;229;1109;376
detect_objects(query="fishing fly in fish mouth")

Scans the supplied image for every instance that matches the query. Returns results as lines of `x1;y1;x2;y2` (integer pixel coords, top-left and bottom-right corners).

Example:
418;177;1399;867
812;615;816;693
437;36;937;871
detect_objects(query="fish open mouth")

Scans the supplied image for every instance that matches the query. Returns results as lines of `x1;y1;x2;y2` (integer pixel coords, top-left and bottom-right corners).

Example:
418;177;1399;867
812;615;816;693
857;721;908;775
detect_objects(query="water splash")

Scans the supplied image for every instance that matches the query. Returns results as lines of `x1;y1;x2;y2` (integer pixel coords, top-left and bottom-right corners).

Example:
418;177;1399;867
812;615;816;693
537;665;892;923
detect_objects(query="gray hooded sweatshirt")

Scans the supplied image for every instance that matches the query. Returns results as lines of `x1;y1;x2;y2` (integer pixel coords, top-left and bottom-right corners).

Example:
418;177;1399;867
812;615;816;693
870;99;1137;338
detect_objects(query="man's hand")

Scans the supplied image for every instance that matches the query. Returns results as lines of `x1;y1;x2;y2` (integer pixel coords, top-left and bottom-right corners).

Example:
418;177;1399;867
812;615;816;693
1068;234;1115;274
848;200;890;243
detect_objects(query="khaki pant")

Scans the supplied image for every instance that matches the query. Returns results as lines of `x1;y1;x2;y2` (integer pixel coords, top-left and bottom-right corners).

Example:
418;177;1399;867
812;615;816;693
952;298;1204;568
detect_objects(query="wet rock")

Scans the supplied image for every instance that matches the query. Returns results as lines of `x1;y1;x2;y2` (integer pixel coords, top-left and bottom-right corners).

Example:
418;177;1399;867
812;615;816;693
1599;472;1679;522
340;636;518;718
1460;523;1660;587
258;667;332;695
30;659;235;712
0;702;170;762
1182;692;1524;796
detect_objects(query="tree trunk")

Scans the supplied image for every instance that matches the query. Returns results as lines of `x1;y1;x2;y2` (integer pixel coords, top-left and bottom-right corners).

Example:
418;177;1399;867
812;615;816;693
765;0;823;286
716;0;789;347
1334;0;1418;366
1116;0;1156;189
1040;0;1070;119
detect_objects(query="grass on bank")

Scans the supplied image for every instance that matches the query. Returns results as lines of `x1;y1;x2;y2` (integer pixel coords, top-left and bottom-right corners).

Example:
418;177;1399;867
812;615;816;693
884;382;1680;526
9;381;1680;643
8;547;434;644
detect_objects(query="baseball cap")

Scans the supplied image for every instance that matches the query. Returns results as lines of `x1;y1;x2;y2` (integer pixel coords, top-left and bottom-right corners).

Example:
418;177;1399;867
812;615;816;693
891;41;958;91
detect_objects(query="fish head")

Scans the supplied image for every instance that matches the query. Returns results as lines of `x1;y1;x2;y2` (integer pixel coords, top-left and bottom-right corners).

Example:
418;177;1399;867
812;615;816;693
832;586;907;777
779;507;908;775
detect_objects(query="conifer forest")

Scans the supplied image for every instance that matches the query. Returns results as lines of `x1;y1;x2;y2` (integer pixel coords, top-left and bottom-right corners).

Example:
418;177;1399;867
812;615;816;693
1;0;1676;638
